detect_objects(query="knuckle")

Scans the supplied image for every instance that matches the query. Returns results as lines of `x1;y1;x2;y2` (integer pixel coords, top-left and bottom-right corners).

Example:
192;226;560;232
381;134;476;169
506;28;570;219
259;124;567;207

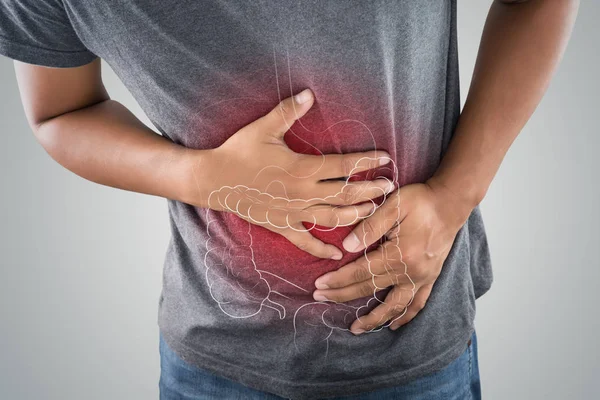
369;156;381;170
401;248;416;265
391;304;406;314
275;101;289;119
362;217;377;236
389;290;405;305
415;299;427;310
364;323;376;331
286;210;302;224
358;284;373;298
326;210;339;227
337;188;353;205
295;241;309;251
352;266;369;282
341;156;357;177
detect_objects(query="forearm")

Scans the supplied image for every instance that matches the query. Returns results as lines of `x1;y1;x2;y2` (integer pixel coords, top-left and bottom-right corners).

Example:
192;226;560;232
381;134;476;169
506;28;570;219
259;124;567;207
429;0;579;209
33;99;215;207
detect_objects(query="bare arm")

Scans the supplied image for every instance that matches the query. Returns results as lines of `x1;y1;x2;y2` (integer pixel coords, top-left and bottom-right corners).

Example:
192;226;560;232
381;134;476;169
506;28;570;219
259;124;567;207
312;0;580;334
14;60;393;259
15;59;202;205
428;0;580;211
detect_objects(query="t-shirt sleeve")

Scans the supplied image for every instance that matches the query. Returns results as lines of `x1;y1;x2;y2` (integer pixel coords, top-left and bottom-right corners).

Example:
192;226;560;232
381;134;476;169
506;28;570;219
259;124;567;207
0;0;98;68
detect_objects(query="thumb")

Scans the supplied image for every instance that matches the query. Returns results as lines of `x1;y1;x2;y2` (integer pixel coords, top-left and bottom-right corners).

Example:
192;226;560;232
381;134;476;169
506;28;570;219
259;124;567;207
256;88;314;139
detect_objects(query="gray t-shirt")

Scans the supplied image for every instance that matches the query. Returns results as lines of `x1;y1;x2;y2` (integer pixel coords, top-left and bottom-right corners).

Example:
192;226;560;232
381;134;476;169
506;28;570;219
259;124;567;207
0;1;493;398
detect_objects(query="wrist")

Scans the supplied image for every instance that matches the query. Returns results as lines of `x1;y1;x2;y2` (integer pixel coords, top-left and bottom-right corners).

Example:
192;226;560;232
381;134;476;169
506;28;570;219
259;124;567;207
427;169;487;208
425;175;481;227
179;147;220;209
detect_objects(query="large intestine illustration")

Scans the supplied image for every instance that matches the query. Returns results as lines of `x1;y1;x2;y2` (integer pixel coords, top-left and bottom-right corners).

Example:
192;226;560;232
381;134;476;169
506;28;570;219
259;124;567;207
187;47;415;355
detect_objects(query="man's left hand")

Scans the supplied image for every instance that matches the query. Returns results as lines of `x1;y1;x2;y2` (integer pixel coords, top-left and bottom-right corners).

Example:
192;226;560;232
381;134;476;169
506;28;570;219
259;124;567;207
312;178;475;335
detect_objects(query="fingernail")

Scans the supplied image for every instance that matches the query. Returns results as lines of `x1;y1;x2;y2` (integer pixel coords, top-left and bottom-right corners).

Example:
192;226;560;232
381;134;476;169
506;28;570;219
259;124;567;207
294;89;312;104
376;179;394;194
386;181;395;194
314;277;330;289
360;202;375;215
330;252;342;260
355;204;373;218
313;292;329;302
378;154;391;166
353;329;365;335
342;232;362;253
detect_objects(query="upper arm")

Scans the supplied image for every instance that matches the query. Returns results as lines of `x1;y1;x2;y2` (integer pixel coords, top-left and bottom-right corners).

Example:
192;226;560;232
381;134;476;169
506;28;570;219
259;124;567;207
0;0;107;129
13;58;109;130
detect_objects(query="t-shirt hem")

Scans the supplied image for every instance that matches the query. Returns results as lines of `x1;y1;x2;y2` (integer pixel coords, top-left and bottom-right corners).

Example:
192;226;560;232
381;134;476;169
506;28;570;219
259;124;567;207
474;278;493;300
159;325;475;400
0;37;98;68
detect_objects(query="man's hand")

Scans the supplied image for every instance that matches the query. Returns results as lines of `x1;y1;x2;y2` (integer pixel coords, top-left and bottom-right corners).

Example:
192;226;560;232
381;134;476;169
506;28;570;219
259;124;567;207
17;58;393;262
308;0;579;335
311;177;475;334
191;89;394;260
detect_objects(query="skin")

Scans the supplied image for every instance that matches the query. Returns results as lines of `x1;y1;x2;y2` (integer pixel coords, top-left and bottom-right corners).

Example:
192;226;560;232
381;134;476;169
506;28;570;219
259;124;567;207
313;0;580;335
14;65;393;261
13;0;578;337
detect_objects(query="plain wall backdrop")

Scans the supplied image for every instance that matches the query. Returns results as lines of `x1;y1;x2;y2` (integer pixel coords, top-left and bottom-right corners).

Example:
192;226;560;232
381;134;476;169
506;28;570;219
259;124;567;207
1;2;598;399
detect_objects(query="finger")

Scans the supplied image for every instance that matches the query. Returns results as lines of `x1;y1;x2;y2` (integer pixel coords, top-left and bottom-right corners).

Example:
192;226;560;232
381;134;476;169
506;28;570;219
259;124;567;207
314;241;407;289
295;201;375;228
389;283;434;331
342;190;401;252
298;151;392;181
251;88;315;139
279;225;343;260
349;286;416;335
316;179;395;206
313;276;397;303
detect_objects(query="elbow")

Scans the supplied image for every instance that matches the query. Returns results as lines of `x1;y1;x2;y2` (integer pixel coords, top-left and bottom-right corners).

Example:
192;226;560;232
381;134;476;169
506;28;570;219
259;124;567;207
31;117;80;174
29;97;109;157
27;108;67;155
31;118;63;159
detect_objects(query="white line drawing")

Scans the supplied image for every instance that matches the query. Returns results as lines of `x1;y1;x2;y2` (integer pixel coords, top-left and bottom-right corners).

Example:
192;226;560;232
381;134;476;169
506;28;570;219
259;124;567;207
197;45;416;358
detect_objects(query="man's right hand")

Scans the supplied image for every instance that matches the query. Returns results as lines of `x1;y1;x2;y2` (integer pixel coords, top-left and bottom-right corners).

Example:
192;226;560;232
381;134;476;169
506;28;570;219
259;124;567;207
191;89;393;260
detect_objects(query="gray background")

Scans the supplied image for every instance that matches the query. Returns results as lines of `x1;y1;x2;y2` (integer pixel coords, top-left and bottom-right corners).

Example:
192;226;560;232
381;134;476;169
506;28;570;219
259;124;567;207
0;2;597;399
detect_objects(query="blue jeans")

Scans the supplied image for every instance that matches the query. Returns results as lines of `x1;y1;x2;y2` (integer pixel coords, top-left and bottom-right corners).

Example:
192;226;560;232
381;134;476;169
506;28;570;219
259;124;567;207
159;330;481;400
